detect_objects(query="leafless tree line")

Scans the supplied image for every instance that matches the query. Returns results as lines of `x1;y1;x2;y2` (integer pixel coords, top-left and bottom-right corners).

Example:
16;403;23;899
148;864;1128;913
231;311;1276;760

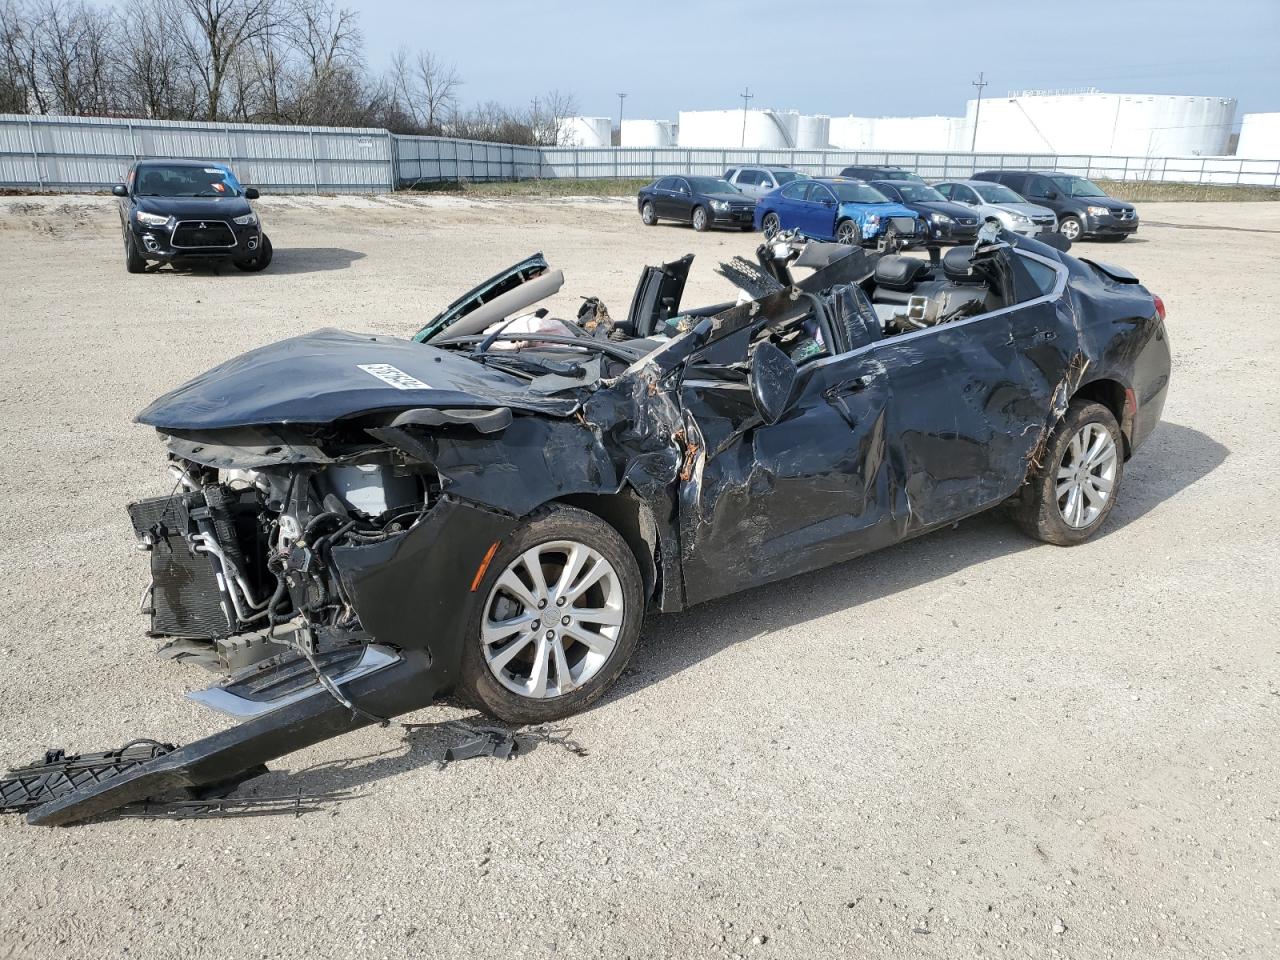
0;0;577;143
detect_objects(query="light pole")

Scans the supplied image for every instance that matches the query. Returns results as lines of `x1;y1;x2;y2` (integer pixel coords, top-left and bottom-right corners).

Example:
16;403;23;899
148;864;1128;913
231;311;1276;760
739;87;754;147
617;92;627;144
970;71;987;152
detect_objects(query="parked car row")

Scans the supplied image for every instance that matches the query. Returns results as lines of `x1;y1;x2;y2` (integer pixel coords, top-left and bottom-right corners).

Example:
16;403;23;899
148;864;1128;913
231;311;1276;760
635;163;1139;244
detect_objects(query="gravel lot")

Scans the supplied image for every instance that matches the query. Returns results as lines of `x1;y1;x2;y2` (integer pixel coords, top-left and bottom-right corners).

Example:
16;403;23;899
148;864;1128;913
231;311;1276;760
0;194;1277;959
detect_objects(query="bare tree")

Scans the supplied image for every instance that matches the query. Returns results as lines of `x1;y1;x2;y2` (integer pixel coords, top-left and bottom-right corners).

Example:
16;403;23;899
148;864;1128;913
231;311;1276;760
387;45;459;134
0;0;37;112
170;0;276;120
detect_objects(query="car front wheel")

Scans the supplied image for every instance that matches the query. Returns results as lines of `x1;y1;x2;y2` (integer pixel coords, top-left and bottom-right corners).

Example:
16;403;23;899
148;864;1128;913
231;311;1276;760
124;234;146;274
691;206;709;232
459;505;644;724
234;234;273;272
836;219;861;245
641;201;657;225
1011;400;1124;545
1058;216;1083;241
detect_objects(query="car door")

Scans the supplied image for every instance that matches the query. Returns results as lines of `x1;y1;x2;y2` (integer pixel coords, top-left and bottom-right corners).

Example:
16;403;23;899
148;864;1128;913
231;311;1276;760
872;246;1068;532
677;344;901;605
670;178;695;220
800;182;838;238
734;169;760;198
651;178;678;218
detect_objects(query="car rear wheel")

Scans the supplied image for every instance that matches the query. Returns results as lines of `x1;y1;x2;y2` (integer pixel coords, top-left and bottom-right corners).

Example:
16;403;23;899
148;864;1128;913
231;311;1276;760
761;212;780;239
1010;400;1124;545
234;234;273;272
836;219;861;245
459;504;644;724
641;201;657;226
691;206;709;232
1058;216;1083;241
124;235;146;274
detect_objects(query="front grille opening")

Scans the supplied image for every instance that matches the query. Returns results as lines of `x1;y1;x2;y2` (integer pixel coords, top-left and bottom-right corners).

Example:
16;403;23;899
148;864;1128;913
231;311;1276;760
172;221;236;248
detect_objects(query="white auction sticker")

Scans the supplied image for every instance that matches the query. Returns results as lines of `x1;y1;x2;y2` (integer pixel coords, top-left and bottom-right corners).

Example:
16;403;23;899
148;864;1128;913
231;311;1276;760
357;363;433;390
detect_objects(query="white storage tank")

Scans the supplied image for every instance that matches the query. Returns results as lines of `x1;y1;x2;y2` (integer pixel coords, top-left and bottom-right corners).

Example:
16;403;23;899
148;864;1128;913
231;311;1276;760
678;109;799;148
621;119;676;148
557;116;612;148
1237;113;1280;159
965;92;1236;156
829;116;874;150
795;114;830;149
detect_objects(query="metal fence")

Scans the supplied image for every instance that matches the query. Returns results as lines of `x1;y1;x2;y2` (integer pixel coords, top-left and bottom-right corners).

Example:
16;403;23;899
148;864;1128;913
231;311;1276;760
0;114;394;193
2;113;1278;191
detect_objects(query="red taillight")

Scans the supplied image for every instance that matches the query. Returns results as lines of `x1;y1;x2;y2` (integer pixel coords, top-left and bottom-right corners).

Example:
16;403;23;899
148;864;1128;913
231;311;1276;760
1153;294;1166;321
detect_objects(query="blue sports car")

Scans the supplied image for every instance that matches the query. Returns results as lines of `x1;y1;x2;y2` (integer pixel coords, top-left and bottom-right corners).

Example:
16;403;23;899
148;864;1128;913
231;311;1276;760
754;177;925;247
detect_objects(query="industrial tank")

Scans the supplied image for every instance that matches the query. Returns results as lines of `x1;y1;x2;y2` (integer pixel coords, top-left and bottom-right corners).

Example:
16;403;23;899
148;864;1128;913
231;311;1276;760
1237;113;1280;159
965;93;1236;156
621;119;676;148
795;114;830;149
556;116;612;148
678;109;800;149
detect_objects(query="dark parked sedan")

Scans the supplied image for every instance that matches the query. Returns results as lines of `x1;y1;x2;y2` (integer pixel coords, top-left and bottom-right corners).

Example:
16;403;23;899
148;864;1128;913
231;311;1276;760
16;227;1170;824
112;159;272;273
638;175;756;231
870;180;981;243
838;164;925;183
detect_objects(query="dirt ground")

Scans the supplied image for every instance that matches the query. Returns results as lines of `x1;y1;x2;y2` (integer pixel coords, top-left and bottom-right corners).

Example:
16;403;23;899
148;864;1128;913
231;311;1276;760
0;194;1276;960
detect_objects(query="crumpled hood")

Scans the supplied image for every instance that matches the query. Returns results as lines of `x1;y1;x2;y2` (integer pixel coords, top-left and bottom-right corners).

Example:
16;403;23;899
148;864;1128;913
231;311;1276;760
134;195;253;221
136;328;578;431
839;200;918;223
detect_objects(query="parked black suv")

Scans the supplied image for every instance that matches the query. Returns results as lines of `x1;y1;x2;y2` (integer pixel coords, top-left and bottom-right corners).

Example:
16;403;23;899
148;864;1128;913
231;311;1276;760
972;170;1138;242
113;159;273;273
837;164;925;184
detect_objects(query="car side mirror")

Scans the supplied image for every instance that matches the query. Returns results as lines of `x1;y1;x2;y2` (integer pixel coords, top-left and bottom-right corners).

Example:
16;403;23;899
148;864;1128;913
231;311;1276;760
749;340;800;426
111;184;127;197
244;187;260;200
1045;190;1058;200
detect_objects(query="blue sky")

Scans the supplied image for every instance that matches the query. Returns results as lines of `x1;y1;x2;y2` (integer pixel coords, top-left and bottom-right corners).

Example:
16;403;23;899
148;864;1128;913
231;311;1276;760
360;0;1278;129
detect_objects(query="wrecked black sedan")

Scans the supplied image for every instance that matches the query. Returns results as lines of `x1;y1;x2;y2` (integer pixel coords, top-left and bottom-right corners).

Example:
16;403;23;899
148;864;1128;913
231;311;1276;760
15;228;1169;824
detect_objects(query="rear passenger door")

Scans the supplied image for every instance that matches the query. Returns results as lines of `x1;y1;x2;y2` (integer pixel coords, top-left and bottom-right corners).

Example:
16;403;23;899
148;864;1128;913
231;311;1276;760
735;169;762;198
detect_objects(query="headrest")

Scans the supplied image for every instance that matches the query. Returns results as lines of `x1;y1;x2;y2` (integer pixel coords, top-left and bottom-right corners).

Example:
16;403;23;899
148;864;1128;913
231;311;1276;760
943;246;980;283
873;255;930;292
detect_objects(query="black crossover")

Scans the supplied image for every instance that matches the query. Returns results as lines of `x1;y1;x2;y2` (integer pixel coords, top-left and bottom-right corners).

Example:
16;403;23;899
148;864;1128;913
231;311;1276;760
113;159;273;273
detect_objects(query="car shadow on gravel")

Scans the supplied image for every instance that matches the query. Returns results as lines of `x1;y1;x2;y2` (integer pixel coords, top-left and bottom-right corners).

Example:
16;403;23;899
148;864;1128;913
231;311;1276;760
265;247;367;274
615;420;1226;701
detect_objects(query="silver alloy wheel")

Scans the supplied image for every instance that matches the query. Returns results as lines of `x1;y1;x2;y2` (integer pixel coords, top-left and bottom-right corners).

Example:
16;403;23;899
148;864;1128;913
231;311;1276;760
762;213;780;239
1059;218;1081;241
693;207;707;230
642;202;655;224
1056;421;1118;529
837;220;858;244
481;540;624;699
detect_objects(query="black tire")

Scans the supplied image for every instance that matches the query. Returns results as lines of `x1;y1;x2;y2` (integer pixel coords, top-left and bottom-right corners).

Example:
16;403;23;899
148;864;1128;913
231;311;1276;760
1010;400;1124;546
836;218;861;245
640;201;657;226
1058;216;1083;242
234;233;273;272
459;504;644;724
691;206;709;232
761;212;781;239
124;234;146;274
